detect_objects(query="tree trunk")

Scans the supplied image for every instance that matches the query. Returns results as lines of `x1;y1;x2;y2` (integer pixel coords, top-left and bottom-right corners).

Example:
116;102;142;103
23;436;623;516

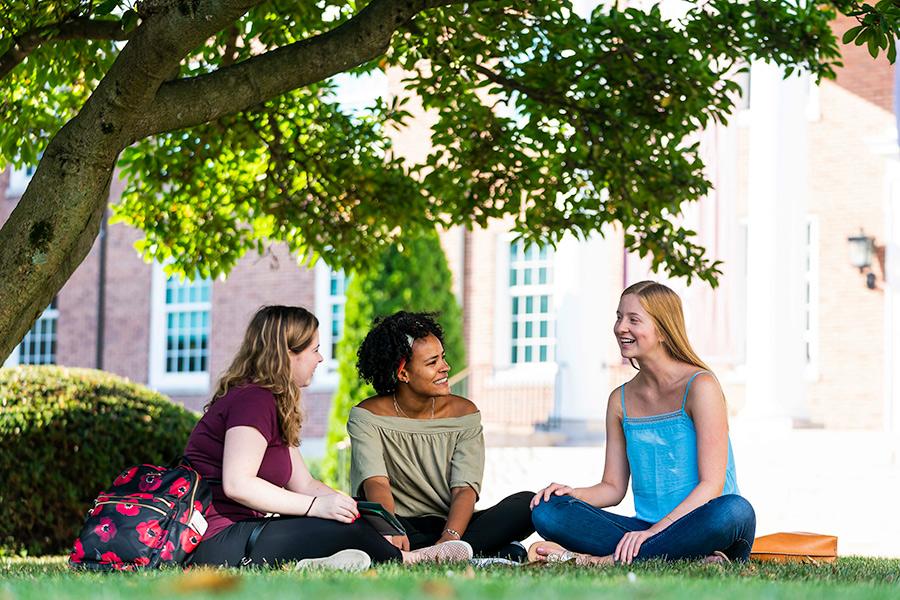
0;122;119;360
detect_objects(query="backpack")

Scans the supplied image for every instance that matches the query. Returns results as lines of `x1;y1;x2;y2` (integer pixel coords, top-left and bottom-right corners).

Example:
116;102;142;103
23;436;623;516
68;461;213;571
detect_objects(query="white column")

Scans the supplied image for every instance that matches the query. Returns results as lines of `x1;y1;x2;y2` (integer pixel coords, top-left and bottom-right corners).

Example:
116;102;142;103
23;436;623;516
552;232;613;426
742;62;809;423
884;156;900;435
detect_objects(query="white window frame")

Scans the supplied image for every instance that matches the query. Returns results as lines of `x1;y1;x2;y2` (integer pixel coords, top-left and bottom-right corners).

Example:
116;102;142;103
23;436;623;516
802;215;820;381
491;233;558;386
148;263;211;394
3;300;58;366
311;261;346;390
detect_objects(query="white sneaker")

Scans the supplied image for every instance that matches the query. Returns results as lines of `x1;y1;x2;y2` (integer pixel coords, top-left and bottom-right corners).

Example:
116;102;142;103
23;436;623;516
295;549;372;572
411;540;473;563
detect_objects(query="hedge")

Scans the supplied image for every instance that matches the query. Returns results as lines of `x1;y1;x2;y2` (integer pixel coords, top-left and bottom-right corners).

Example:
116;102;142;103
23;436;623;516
0;366;198;556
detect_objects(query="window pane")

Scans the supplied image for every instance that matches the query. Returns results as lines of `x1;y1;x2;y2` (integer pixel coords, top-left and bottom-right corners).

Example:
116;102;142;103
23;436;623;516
163;275;211;374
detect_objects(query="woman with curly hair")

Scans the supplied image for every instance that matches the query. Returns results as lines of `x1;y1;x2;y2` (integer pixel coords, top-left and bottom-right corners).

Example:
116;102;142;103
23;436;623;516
184;305;472;569
349;311;535;562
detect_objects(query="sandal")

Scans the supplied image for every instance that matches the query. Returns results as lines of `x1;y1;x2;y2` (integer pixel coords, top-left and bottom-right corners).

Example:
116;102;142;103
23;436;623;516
527;541;578;564
702;550;731;564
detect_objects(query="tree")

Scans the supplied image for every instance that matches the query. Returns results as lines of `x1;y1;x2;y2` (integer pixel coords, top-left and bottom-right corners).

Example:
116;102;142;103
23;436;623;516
0;0;897;358
320;227;464;488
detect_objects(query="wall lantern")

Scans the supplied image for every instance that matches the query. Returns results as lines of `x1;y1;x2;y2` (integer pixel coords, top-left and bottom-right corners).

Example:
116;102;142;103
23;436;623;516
846;229;877;289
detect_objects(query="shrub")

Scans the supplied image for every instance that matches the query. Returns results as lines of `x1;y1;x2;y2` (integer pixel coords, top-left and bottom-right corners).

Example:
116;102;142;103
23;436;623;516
0;366;198;556
321;228;465;488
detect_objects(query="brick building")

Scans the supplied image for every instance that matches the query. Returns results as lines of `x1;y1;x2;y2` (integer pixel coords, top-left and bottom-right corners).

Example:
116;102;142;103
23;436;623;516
437;15;900;438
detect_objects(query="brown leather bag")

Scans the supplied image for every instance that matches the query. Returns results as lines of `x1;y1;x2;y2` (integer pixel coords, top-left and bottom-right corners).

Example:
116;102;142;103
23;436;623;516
750;532;838;564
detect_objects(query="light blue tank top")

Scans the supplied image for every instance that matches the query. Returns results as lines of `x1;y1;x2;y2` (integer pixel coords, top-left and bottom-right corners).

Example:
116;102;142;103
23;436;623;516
622;371;739;523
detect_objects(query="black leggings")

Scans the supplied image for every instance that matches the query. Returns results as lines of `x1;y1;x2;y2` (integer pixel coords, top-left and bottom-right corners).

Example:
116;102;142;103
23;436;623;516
398;491;535;556
190;516;402;568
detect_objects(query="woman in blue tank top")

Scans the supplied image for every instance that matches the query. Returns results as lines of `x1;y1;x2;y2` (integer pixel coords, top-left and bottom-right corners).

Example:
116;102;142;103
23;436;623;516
530;281;755;565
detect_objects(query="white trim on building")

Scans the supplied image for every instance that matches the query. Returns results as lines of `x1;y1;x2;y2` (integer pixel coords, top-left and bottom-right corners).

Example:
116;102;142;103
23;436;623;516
803;215;820;381
311;261;347;390
148;264;211;394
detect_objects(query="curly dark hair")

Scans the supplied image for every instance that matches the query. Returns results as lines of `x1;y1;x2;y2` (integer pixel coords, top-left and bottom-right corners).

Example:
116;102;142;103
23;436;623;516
357;311;445;396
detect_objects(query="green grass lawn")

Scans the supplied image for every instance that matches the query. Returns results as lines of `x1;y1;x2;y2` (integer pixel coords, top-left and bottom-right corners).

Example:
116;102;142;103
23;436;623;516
2;556;899;599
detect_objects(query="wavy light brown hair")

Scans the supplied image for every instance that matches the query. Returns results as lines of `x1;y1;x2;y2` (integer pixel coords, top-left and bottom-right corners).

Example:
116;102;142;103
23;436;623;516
622;281;711;373
208;305;318;446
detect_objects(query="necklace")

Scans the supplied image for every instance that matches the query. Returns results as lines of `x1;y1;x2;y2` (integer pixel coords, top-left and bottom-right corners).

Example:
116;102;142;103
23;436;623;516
393;394;435;419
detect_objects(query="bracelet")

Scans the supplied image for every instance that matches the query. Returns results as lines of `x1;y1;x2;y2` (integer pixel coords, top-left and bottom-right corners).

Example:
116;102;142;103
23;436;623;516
303;496;317;517
443;528;461;539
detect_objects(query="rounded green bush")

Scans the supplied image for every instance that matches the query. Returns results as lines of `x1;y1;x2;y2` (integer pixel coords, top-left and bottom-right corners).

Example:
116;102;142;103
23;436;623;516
0;366;199;556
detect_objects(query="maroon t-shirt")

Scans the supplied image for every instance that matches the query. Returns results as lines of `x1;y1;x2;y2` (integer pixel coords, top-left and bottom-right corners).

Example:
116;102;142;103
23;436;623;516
184;384;292;539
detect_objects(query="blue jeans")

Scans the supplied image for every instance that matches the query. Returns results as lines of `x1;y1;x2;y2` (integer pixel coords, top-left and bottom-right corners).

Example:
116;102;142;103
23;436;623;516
531;494;756;562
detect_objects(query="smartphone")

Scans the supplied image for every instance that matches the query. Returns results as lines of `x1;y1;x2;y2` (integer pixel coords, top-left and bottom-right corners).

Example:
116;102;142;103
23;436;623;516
357;501;406;536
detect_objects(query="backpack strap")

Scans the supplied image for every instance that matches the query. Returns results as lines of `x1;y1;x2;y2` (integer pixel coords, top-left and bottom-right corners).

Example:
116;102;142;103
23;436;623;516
240;518;272;567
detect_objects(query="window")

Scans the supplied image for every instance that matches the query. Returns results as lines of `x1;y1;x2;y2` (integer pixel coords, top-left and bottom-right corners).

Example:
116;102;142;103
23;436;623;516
3;298;58;366
313;262;348;387
509;240;554;364
149;265;211;393
328;269;348;361
802;216;820;378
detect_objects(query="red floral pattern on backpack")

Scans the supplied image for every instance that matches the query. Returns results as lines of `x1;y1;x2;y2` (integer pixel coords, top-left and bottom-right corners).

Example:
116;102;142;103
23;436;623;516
138;472;162;492
179;528;200;553
116;503;140;517
168;477;190;498
69;538;85;564
93;517;117;542
68;463;213;571
136;520;163;547
114;466;138;486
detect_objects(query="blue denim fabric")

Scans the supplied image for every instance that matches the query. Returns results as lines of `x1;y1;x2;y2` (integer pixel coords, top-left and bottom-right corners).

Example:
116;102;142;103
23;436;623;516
531;494;756;562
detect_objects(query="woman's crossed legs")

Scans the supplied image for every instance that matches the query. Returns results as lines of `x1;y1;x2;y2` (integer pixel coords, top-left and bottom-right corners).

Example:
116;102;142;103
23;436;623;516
531;494;755;563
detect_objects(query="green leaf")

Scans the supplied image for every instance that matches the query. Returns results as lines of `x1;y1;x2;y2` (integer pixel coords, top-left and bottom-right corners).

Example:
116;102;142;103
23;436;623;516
868;35;880;58
121;9;138;31
94;0;119;16
842;25;864;44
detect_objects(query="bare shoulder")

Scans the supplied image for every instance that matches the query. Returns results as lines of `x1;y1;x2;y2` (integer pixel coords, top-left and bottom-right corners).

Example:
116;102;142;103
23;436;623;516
685;371;725;410
606;386;623;418
356;395;393;416
444;395;479;417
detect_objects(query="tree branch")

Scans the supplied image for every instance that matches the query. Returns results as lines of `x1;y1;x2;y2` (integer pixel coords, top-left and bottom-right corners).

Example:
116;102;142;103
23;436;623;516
138;0;469;136
0;17;134;80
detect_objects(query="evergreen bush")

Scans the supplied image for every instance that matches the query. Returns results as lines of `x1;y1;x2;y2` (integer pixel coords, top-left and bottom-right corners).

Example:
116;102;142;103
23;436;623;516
0;366;198;556
321;228;465;488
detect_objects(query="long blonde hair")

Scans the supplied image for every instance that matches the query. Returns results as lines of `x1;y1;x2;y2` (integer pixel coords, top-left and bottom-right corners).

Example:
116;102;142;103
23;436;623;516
208;305;318;446
622;281;711;372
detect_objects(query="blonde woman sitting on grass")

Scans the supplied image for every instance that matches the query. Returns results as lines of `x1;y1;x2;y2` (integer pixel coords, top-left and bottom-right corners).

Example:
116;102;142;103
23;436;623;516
530;282;755;566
